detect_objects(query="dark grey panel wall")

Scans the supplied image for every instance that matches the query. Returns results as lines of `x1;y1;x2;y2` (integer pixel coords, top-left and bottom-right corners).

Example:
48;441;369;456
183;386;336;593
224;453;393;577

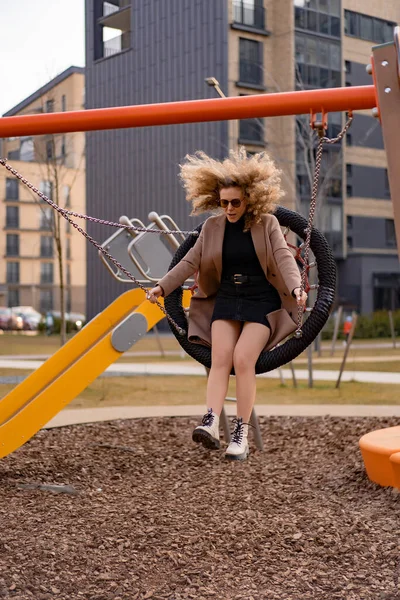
85;0;229;317
345;60;371;87
338;254;400;313
347;165;388;199
348;216;395;250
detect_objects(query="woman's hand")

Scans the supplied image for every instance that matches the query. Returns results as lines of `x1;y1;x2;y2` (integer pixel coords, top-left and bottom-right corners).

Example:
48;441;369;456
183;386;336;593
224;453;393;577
293;287;308;307
147;285;163;303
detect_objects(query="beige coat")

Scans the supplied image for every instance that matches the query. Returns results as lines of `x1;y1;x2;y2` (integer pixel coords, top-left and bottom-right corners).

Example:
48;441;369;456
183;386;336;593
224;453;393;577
158;213;302;351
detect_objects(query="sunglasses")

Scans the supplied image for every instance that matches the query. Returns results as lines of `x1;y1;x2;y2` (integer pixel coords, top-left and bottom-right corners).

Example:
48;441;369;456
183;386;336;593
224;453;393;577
219;198;243;208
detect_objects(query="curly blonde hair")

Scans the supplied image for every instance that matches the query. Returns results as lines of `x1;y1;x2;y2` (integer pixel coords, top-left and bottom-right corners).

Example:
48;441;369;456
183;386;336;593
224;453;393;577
179;146;284;230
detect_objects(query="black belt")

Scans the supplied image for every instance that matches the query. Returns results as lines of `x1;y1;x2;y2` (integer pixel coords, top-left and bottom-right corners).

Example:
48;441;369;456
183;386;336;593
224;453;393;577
222;274;266;285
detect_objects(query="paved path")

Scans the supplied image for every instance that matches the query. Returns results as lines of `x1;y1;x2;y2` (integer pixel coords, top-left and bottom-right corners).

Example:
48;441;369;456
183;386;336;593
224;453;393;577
45;403;400;429
0;359;399;384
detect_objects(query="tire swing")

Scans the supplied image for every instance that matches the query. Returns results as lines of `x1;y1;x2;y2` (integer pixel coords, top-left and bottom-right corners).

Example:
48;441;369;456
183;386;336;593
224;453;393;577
165;113;353;374
165;206;336;374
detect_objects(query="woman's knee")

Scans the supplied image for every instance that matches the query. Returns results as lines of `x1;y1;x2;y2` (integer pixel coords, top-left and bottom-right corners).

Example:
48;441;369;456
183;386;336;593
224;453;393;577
212;346;234;369
233;348;256;372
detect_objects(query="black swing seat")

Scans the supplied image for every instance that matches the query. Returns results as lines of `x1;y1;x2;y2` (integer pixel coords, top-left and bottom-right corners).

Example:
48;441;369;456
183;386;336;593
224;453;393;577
164;206;336;375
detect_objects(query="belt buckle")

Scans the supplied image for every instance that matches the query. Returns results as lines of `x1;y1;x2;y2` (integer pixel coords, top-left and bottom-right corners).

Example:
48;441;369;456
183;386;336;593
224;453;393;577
233;274;243;285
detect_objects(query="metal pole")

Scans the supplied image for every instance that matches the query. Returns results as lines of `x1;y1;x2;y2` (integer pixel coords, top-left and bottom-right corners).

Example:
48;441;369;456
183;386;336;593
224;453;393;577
331;305;343;356
152;324;166;358
289;361;298;388
307;344;313;388
336;311;358;389
388;310;397;349
0;86;376;138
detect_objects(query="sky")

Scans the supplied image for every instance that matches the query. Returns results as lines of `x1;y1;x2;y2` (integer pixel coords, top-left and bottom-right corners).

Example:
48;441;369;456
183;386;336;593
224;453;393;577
0;0;85;116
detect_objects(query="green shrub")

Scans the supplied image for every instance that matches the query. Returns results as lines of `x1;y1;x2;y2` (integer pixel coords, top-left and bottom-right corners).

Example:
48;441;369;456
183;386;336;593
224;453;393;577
321;309;400;340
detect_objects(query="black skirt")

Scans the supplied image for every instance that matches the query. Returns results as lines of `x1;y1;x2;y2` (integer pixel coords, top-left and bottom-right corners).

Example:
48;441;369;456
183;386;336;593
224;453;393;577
211;275;282;329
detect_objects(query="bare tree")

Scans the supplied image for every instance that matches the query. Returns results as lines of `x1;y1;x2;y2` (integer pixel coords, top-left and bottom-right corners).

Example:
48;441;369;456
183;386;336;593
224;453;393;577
29;98;85;346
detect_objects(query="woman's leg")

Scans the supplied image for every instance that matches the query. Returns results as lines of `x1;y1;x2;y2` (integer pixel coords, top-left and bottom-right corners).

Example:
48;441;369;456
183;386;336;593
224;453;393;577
206;319;242;416
233;322;271;422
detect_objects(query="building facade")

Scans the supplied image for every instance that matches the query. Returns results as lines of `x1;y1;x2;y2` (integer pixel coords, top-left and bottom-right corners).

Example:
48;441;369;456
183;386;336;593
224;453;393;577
0;67;86;315
85;0;399;318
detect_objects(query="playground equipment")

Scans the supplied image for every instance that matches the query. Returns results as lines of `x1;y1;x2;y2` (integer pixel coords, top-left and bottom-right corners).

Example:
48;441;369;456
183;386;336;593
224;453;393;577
0;29;399;469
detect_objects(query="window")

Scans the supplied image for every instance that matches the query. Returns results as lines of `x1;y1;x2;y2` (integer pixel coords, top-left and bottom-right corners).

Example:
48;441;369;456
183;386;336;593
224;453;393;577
295;0;341;38
63;185;71;207
6;262;20;284
239;117;264;144
40;180;53;200
40;289;53;313
46;140;54;160
347;215;353;229
346;184;353;197
5;178;19;200
385;220;396;247
239;38;263;86
345;61;351;74
20;137;34;161
45;99;55;113
61;136;67;162
346;133;352;146
61;95;67;111
322;205;342;234
8;289;20;308
232;0;265;30
40;263;54;284
6;234;19;256
295;34;341;89
40;236;53;258
347;236;353;250
39;207;53;230
346;164;353;178
344;11;396;44
6;206;19;229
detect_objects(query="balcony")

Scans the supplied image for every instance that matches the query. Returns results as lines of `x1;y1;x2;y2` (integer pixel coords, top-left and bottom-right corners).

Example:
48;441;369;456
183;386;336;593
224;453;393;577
232;1;269;35
104;30;131;58
99;1;130;30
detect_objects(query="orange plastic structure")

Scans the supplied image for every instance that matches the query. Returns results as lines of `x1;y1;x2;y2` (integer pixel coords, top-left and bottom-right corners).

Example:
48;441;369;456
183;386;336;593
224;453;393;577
359;426;400;488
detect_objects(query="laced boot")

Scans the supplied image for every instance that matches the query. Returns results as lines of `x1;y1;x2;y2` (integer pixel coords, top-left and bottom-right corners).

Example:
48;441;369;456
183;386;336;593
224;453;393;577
192;408;220;450
225;417;249;461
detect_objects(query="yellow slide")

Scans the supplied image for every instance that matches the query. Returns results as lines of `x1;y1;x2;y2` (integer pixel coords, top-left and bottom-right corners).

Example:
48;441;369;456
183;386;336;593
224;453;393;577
0;289;191;459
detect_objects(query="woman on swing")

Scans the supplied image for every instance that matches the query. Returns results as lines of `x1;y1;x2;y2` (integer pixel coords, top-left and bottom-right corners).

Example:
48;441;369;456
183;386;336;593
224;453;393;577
148;148;307;461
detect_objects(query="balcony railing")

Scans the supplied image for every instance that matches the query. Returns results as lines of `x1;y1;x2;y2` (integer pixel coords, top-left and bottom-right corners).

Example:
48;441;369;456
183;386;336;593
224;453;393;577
103;0;130;17
233;1;265;30
104;30;131;57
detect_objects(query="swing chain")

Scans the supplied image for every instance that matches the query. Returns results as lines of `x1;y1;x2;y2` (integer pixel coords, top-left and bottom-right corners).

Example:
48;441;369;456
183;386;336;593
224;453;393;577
0;158;187;336
295;112;353;338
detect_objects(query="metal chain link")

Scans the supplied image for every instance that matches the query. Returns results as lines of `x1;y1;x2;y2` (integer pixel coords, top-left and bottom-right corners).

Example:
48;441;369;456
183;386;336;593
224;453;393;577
295;113;353;338
0;158;187;335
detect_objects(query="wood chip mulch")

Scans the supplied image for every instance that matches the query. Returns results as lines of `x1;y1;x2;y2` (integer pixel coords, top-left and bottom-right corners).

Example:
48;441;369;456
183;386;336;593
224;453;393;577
1;416;400;600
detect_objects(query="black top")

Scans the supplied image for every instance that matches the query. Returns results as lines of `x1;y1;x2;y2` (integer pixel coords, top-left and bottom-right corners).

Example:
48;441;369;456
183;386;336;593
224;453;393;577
221;216;265;279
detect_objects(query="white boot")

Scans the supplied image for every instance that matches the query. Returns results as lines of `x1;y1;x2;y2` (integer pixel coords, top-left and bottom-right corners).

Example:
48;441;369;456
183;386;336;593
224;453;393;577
225;418;249;461
192;408;220;450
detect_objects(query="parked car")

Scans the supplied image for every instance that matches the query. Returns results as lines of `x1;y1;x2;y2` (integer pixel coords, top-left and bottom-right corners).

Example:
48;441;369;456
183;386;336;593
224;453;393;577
11;306;43;331
0;307;24;331
46;311;86;332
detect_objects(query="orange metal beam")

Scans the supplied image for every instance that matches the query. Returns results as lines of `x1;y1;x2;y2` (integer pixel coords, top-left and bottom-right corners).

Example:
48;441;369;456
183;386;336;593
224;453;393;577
0;85;376;137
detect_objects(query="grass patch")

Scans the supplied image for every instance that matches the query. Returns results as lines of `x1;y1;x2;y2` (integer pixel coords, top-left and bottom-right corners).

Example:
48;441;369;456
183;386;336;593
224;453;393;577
62;375;400;409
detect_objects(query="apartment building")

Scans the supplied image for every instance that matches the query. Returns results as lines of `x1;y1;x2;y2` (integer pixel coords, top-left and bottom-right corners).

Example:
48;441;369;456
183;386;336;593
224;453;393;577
0;67;86;315
85;0;399;318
